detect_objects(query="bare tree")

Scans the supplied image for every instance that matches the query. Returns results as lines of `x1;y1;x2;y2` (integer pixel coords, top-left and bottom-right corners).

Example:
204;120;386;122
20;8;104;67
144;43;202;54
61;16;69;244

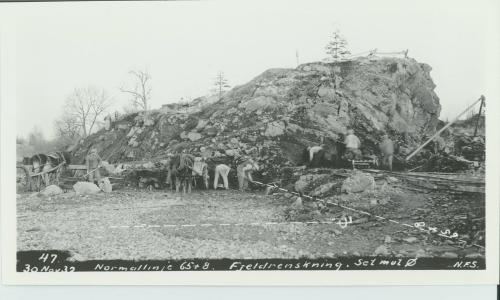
54;114;81;142
62;86;111;138
213;71;230;100
120;69;152;111
325;29;351;61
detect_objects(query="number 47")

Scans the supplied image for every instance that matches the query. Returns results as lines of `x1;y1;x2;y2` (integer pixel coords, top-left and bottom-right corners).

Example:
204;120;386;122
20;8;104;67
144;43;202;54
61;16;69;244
38;253;57;264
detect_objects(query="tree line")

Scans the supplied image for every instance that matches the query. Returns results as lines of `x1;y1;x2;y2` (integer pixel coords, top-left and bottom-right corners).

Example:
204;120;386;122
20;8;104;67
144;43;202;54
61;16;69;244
18;69;232;154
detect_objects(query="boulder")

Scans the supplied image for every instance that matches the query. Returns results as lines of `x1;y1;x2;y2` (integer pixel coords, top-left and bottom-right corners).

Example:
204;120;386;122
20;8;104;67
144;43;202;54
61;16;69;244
403;237;418;243
99;177;112;193
195;119;209;130
441;252;458;258
238;96;278;112
291;196;303;209
40;185;63;196
225;149;239;156
104;117;112;131
341;171;375;194
142;161;155;169
204;127;218;137
117;123;131;130
294;174;330;193
386;176;398;183
73;182;101;195
143;116;155;126
187;132;202;141
374;245;390;256
264;121;285;137
101;161;116;174
415;249;429;258
311;182;338;196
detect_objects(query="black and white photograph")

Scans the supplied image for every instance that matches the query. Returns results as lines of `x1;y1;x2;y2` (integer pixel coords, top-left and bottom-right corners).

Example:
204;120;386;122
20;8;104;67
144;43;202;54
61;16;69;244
1;0;498;285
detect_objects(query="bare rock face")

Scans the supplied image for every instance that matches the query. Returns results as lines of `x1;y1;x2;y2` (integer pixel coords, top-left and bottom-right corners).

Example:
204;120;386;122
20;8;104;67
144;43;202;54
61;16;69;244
72;56;441;182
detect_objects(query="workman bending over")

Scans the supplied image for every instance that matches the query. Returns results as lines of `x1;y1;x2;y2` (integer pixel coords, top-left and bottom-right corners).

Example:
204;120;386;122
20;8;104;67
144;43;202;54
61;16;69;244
237;158;259;191
214;164;231;190
307;145;324;162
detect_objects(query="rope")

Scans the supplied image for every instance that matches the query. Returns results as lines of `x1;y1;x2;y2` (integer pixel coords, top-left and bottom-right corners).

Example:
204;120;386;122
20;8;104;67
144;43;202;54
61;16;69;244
79;167;101;179
249;179;484;250
29;162;65;177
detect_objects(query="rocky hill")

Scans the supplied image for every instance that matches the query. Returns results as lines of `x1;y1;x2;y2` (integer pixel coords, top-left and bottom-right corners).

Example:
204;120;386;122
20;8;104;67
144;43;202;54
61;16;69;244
72;56;441;180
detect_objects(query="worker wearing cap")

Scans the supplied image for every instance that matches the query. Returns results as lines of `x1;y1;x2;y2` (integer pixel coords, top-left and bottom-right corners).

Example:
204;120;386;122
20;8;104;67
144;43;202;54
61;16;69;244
379;133;394;171
344;128;362;159
237;158;259;191
433;134;447;154
86;148;102;184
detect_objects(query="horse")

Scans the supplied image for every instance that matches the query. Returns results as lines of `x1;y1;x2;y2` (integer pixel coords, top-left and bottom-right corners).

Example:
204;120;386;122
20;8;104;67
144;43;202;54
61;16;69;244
168;153;195;193
30;151;71;189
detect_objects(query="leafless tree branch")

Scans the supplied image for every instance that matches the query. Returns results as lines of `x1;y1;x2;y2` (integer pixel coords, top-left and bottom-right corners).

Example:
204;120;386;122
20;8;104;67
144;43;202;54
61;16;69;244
120;68;152;111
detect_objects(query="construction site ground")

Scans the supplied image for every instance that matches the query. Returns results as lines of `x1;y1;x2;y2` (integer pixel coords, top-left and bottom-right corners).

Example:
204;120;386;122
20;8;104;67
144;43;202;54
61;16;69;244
16;179;485;260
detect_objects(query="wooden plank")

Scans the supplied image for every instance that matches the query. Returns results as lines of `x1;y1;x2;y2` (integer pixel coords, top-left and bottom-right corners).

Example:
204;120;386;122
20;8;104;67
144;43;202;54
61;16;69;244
67;165;87;170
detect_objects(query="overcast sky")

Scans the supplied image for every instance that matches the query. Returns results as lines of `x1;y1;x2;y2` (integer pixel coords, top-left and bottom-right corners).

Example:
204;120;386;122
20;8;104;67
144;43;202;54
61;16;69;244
10;0;496;139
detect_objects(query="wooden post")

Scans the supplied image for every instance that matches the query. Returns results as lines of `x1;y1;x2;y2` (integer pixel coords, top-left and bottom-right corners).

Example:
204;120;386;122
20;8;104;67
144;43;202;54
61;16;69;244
473;97;485;137
406;95;485;161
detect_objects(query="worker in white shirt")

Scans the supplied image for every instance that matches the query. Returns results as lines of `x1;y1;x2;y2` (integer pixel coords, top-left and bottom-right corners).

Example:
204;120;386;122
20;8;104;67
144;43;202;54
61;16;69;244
236;158;259;191
213;164;231;190
379;133;394;171
307;145;324;162
344;128;362;159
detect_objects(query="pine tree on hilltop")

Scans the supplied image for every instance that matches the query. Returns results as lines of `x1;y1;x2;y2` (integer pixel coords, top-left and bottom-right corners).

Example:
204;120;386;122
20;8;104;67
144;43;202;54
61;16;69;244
213;71;231;100
325;29;351;61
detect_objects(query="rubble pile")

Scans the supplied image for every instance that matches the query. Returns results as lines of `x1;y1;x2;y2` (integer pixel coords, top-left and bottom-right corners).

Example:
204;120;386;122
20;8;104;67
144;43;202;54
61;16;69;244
71;56;442;183
453;134;485;162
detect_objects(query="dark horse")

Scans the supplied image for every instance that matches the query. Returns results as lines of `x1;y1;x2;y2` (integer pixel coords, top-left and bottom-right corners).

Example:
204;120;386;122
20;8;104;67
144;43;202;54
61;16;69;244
29;151;71;188
302;139;347;168
168;153;195;193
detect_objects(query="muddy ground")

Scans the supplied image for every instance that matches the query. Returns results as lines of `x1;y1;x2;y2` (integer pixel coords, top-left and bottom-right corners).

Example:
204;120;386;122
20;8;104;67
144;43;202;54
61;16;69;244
17;183;485;260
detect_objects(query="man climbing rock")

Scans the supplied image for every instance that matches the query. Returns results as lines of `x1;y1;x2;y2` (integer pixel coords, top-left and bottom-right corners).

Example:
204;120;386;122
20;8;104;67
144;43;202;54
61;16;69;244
214;164;231;190
379;133;394;171
344;128;362;159
237;158;259;191
86;148;102;184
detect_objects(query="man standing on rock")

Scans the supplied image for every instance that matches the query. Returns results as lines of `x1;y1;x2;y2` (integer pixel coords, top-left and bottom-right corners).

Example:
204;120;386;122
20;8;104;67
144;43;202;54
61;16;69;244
379;133;394;171
344;128;362;159
86;148;102;184
237;158;259;191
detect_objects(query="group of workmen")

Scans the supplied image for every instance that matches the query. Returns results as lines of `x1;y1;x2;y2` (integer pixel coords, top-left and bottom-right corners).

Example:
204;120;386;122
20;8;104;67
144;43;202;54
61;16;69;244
85;129;396;191
307;128;396;171
84;128;396;192
85;147;259;191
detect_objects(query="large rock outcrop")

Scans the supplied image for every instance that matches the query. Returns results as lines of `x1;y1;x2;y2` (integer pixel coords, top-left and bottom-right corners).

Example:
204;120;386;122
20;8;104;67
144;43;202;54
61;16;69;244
71;56;441;181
